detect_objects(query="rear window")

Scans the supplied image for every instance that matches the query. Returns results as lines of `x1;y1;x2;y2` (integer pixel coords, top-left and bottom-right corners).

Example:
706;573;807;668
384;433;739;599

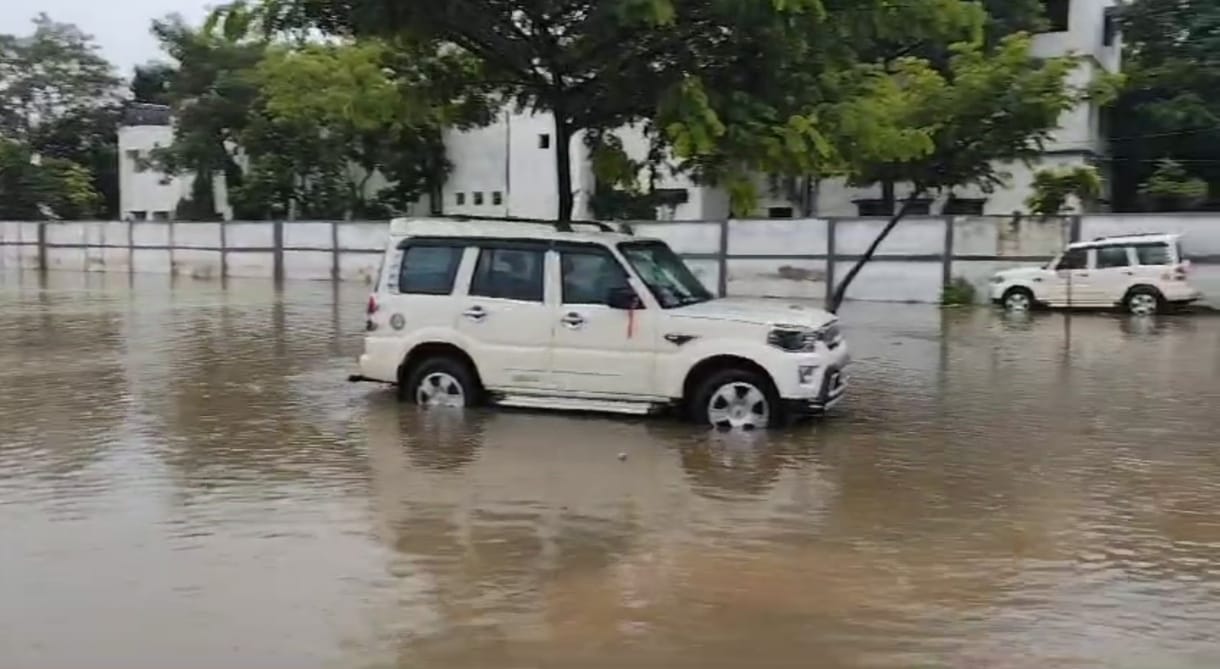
399;245;464;295
1134;243;1172;266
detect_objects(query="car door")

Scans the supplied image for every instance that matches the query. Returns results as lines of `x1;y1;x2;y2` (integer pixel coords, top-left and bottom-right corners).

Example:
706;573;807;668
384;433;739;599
1047;247;1093;307
1093;245;1137;306
455;242;555;391
549;243;660;399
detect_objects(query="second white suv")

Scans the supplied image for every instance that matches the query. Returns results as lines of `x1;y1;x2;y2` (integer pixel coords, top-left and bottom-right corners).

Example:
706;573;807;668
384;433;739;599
991;233;1201;315
352;217;850;429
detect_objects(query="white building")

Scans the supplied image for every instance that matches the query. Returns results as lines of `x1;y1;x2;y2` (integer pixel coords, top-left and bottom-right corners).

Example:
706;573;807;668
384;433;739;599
117;104;232;221
444;0;1121;220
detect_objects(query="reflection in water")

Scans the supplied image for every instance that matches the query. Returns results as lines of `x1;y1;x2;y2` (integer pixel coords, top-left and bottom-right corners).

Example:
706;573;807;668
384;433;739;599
2;271;1219;669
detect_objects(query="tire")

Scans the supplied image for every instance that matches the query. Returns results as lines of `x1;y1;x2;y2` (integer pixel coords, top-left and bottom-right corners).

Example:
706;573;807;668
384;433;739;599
1124;286;1164;316
1001;287;1035;312
689;367;781;430
402;356;481;408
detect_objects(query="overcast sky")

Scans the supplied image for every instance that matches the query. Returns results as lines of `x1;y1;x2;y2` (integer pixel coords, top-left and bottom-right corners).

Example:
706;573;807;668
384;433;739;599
0;0;213;77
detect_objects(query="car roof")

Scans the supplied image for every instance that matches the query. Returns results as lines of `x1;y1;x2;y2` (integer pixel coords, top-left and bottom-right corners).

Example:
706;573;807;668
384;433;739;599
1068;232;1181;249
389;216;643;245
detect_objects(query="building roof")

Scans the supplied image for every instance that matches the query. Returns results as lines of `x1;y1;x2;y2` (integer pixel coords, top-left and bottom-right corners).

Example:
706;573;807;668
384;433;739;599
122;103;172;127
389;217;642;244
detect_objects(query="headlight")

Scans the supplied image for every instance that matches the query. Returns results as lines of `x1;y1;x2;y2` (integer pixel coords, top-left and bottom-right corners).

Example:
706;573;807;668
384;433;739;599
990;275;1005;284
767;326;817;352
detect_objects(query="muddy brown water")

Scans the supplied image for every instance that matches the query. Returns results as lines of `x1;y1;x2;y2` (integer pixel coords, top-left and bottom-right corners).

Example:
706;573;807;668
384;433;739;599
2;271;1220;669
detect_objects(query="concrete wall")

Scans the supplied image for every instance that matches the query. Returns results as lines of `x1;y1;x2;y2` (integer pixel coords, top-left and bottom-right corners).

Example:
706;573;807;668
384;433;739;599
4;214;1219;307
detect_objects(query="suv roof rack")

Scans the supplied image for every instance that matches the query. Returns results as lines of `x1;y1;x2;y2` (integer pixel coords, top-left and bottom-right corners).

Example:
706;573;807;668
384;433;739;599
1090;231;1172;241
436;214;620;234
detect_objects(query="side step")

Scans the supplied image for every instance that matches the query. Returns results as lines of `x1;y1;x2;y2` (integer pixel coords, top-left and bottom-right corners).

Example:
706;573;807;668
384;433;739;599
495;394;658;416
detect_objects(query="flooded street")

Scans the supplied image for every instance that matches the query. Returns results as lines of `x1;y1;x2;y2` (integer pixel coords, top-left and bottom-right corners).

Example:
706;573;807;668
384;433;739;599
3;271;1220;669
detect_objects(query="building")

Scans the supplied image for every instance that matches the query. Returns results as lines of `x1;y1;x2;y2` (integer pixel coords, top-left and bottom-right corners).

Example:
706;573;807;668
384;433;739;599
119;0;1118;222
443;0;1121;221
117;103;233;221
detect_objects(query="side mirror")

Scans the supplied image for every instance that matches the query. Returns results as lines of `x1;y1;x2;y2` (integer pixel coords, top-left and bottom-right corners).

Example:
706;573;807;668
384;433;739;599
606;286;643;310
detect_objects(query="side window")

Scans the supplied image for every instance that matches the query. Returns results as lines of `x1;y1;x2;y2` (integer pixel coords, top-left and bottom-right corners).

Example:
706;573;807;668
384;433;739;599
1096;246;1131;269
470;247;544;302
1134;243;1172;266
561;249;630;305
399;245;464;295
1055;248;1088;271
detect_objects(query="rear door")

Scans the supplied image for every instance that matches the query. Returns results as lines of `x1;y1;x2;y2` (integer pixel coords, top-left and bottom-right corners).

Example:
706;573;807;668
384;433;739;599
549;243;659;399
1131;241;1176;292
1093;244;1137;306
455;242;555;392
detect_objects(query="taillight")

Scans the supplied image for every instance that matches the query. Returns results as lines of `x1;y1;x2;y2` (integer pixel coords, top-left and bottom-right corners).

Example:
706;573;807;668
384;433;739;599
367;294;379;315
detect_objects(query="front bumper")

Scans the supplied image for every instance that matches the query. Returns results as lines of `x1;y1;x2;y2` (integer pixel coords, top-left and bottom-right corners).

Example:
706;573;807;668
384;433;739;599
783;365;848;415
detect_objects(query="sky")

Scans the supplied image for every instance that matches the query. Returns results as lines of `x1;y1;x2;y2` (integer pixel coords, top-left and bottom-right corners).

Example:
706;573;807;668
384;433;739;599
0;0;213;76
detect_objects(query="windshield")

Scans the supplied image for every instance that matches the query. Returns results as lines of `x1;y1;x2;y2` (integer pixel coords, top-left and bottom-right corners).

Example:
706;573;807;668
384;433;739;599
618;241;714;309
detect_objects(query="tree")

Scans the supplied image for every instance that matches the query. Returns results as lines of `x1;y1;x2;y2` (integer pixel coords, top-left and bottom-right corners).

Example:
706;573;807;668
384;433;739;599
29;104;122;218
1026;165;1102;217
150;15;265;219
1138;158;1208;211
665;27;1081;311
0;14;119;142
251;40;487;218
0;138;103;219
1109;0;1220;211
131;62;176;105
208;0;771;222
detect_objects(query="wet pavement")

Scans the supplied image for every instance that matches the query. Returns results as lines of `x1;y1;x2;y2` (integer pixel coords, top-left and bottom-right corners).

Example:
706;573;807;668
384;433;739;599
2;270;1220;669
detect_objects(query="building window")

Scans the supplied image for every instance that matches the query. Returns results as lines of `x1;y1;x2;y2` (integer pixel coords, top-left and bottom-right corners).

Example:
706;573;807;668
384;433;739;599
767;206;794;219
456;192;466;206
854;199;892;217
473;191;484;206
151;211;170;221
538;134;551;149
126;149;146;173
943;198;987;216
1042;0;1069;32
129;211;148;221
492;191;503;206
1103;7;1117;46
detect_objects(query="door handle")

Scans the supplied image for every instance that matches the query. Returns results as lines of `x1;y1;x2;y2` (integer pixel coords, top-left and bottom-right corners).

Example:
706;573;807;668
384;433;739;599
463;306;487;321
560;312;586;329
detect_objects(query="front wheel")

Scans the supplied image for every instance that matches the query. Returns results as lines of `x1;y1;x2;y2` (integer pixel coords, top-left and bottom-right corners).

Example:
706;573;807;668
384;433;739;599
689;368;781;430
403;357;480;408
1001;287;1035;312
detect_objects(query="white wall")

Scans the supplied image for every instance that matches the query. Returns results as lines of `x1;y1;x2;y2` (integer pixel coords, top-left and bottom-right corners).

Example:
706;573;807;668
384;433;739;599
14;213;1218;307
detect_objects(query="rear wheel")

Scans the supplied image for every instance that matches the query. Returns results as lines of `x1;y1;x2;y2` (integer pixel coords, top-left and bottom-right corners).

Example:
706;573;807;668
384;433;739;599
1001;287;1034;312
690;368;781;430
403;356;480;408
1124;287;1163;316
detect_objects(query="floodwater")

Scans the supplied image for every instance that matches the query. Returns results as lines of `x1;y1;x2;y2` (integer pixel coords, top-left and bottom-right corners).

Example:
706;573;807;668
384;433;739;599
2;271;1220;669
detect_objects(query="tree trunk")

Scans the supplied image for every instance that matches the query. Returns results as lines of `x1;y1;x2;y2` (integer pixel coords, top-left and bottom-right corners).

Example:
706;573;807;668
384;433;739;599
829;189;924;313
881;179;896;215
554;113;574;224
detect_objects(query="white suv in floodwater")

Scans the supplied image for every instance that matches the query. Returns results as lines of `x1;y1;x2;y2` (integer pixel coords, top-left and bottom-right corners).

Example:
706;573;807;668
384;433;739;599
991;233;1201;316
351;217;850;429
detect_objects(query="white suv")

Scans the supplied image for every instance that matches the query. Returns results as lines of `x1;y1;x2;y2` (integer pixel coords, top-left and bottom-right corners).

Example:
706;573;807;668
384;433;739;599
991;233;1201;316
351;217;850;429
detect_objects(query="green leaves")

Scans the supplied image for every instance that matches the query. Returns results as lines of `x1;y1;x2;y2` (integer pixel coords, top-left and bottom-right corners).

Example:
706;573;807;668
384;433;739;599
1027;165;1102;217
